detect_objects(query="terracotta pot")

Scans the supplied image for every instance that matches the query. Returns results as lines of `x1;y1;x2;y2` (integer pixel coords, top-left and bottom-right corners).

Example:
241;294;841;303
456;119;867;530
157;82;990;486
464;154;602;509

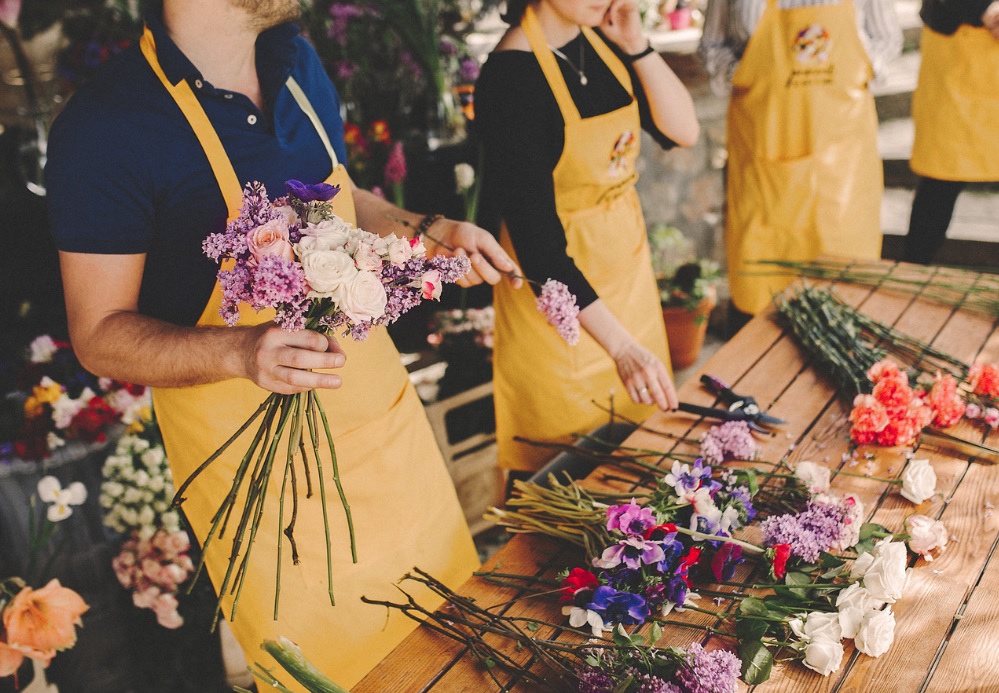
661;290;716;369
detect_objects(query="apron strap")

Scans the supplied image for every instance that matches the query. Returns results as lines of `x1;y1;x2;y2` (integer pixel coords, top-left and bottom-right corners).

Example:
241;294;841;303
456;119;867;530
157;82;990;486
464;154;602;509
522;5;580;122
582;26;633;97
286;75;339;167
140;26;243;217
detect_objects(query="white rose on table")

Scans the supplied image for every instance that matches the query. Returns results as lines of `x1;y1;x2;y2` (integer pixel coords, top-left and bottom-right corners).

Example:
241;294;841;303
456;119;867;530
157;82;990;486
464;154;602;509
836;582;885;638
795;460;831;494
334;271;388;323
300;248;358;297
854;607;896;657
900;458;937;504
802;638;845;676
861;540;908;603
905;514;949;561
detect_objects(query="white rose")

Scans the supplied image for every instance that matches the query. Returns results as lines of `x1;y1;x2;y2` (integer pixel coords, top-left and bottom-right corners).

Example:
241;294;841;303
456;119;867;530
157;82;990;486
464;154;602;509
344;227;371;256
300;248;358;297
302;217;352;248
409;235;426;257
353;241;383;272
850;551;875;580
862;540;908;603
900;458;936;504
854;607;895;657
905;514;948;561
802;638;845;677
333;271;388;323
803;611;842;642
836;583;885;638
795;461;830;495
386;235;413;266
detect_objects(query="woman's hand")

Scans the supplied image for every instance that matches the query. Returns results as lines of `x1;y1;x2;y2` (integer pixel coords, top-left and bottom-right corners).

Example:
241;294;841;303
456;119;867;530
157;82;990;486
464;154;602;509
600;0;649;55
612;340;679;411
423;218;523;289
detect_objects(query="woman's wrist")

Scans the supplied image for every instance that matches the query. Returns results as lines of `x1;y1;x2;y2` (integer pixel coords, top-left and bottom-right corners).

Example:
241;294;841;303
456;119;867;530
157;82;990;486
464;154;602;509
624;41;656;63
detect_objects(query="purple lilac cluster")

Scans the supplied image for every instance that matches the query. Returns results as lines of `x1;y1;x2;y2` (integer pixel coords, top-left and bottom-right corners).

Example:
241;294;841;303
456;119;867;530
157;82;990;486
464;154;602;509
537;279;581;345
761;499;848;563
577;642;740;693
699;421;758;465
327;3;371;46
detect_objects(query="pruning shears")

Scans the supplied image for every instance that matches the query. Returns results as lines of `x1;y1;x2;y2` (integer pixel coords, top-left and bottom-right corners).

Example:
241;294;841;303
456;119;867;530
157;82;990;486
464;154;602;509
677;375;787;433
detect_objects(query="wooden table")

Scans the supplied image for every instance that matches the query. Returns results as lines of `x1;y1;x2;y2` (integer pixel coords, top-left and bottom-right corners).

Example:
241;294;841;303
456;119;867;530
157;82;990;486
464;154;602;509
356;264;999;692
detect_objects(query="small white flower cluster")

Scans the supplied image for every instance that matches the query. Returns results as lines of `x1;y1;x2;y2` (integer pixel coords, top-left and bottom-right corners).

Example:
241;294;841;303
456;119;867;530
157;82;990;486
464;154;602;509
100;428;179;540
790;539;908;676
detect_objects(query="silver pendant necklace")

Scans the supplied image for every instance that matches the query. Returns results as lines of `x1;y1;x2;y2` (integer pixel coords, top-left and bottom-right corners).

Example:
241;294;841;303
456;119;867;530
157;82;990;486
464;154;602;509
549;38;587;86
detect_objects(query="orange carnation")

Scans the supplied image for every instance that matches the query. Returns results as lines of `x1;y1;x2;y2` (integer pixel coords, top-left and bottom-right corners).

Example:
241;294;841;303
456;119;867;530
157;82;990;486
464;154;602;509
3;580;88;656
969;362;999;399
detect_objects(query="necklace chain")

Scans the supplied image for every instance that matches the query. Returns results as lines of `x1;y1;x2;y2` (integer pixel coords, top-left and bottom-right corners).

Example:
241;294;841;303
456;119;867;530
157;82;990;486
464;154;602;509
549;39;587;86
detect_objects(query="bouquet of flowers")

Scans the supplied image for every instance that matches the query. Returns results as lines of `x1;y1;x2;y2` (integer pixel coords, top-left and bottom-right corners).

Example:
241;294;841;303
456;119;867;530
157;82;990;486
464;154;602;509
184;179;470;622
1;335;150;462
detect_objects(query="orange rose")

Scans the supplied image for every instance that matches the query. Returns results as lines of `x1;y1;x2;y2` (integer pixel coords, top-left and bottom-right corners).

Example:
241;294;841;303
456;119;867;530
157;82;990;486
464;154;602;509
0;640;24;677
3;580;88;655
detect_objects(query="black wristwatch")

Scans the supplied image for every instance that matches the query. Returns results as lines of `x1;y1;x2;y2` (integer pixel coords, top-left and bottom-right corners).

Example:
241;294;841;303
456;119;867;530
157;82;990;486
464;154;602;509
625;42;656;64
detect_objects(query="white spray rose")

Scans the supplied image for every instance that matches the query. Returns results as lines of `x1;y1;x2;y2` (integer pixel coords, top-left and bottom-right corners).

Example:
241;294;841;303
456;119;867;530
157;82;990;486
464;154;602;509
795;461;831;494
854;607;895;657
836;582;885;638
301;217;352;248
900;458;936;504
905;514;948;561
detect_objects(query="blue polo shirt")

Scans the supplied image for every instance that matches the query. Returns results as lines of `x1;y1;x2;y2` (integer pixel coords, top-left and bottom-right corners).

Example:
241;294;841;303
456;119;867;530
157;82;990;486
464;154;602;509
46;6;347;327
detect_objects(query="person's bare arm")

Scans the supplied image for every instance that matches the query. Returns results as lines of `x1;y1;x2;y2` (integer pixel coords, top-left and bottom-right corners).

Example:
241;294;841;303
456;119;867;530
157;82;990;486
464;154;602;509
59;251;346;394
351;184;523;289
601;0;700;147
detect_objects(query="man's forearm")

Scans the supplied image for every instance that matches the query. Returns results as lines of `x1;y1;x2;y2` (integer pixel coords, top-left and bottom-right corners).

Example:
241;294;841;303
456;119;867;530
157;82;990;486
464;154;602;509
71;310;252;388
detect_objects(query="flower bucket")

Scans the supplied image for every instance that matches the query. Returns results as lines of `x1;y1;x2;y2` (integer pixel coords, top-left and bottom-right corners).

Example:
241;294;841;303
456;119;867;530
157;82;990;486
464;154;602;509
662;291;716;370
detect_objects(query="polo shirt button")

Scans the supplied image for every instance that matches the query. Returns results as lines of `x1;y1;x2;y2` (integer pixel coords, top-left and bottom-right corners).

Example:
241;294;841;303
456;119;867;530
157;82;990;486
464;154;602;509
247;114;258;125
224;93;233;99
194;79;203;89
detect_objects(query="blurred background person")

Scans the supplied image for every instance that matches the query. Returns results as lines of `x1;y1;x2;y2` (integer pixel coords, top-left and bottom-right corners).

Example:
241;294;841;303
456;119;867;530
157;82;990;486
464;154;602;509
903;0;999;265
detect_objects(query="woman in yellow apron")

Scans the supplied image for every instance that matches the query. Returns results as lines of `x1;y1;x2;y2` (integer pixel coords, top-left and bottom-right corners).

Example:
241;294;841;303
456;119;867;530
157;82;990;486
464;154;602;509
904;0;999;264
476;0;699;475
707;0;897;315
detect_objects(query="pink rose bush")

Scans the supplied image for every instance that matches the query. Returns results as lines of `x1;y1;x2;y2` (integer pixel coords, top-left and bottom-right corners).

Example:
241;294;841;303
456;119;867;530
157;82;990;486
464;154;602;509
112;529;194;629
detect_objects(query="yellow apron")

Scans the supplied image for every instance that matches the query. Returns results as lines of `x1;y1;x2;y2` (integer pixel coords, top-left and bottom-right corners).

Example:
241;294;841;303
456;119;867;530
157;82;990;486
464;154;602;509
910;25;999;182
492;6;670;473
726;0;883;315
138;28;478;691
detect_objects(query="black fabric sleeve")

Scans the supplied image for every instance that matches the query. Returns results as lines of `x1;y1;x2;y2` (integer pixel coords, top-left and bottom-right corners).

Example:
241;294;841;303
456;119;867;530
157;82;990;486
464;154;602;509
475;51;600;309
920;0;992;34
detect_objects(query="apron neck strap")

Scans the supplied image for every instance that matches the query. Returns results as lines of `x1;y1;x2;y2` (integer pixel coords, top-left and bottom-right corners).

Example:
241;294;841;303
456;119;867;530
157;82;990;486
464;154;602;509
140;25;340;217
522;5;580;122
581;26;633;97
140;25;243;217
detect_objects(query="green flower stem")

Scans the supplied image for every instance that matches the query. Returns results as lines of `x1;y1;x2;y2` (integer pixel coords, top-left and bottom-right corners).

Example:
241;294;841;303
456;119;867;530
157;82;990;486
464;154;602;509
673;526;765;554
314;394;356;609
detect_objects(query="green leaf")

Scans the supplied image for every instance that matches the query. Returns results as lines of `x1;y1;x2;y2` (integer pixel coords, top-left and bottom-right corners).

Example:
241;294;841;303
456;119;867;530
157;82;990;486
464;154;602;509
785;571;812;599
651;622;663;643
818;552;846;569
613;675;636;693
740;640;774;685
526;622;540;632
736;616;769;643
484;657;497;669
854;537;876;555
739;596;770;618
859;522;888;540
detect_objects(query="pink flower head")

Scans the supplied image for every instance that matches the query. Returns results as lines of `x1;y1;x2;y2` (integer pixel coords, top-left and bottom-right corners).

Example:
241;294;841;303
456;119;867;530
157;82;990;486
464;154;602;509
927;372;965;428
867;358;904;384
985;407;999;429
969;362;999;399
420;269;443;300
246;217;294;265
872;376;914;416
384;142;407;186
849;394;890;445
605;499;656;535
537;279;580;345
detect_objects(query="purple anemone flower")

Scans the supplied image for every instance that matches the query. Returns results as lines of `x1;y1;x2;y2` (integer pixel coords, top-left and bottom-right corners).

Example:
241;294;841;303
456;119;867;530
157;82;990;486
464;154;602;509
594;536;665;570
285;179;341;202
587;586;649;625
606;499;656;535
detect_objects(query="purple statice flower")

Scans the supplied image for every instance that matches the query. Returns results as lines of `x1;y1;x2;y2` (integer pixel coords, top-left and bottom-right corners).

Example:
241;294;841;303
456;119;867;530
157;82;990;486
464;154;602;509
606;499;656;535
594;536;665;570
383;141;407;186
327;3;368;45
587;586;649;626
202;232;230;262
458;57;480;83
632;672;683;693
578;667;616;693
699;421;757;465
285;179;340;203
249;255;308;314
429;255;472;284
761;500;848;563
217;262;253;326
676;643;741;693
537;279;580;345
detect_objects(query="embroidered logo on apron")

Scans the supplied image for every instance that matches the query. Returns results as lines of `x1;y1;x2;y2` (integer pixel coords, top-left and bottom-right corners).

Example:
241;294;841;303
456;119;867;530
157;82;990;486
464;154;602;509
609;130;636;178
788;24;834;87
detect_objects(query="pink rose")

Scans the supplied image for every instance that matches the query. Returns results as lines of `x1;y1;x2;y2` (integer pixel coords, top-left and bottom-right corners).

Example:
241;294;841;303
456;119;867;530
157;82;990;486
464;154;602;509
387;235;413;266
353;242;383;272
132;585;161;609
246;218;294;265
985;407;999;429
155;608;184;630
905;514;948;561
421;269;443;300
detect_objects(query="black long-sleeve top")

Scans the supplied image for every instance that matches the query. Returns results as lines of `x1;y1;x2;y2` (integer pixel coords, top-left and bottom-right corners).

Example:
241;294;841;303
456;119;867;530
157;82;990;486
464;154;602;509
474;30;676;309
920;0;993;34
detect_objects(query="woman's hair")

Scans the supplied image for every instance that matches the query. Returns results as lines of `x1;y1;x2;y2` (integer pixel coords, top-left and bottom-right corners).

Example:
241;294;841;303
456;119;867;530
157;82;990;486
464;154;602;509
501;0;537;25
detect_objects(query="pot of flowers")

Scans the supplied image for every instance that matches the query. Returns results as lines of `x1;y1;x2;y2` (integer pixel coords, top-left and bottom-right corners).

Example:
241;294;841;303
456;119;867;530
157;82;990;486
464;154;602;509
648;224;721;370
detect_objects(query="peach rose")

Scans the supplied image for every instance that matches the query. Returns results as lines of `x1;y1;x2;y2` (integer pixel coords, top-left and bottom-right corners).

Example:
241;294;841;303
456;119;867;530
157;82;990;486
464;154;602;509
0;640;25;677
3;580;88;654
246;217;294;265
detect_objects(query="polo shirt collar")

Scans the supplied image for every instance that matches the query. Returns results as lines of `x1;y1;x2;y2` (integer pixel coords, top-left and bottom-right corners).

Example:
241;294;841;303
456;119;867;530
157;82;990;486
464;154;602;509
143;0;300;93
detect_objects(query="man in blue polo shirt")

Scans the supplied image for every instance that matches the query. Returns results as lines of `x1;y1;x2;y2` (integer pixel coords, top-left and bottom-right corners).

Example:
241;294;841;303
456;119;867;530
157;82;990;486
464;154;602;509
46;0;520;688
